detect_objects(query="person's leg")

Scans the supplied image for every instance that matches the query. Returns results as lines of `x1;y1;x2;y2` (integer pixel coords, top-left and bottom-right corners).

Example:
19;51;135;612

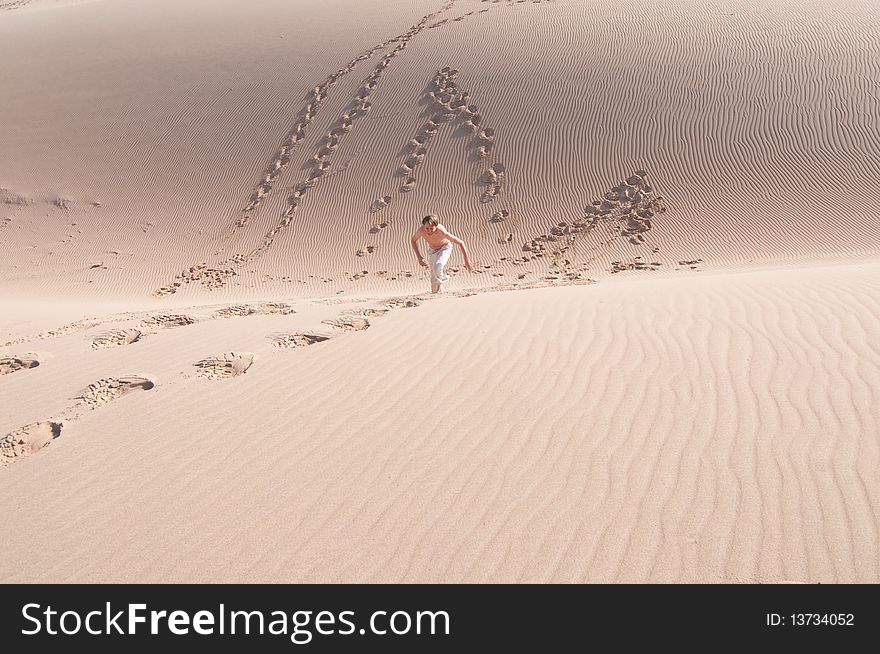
427;245;444;293
429;243;453;293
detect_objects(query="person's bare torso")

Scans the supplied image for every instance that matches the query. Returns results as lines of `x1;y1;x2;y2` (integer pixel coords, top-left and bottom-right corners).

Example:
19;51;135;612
421;225;450;250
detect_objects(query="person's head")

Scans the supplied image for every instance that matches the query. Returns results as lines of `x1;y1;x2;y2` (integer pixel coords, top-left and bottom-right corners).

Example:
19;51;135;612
422;214;439;234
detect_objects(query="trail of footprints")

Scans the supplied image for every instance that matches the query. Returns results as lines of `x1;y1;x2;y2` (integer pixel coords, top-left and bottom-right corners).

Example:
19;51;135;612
271;311;371;350
1;377;156;465
511;170;669;279
388;66;502;201
155;0;530;294
149;0;566;293
0;298;415;464
155;1;460;296
360;65;505;257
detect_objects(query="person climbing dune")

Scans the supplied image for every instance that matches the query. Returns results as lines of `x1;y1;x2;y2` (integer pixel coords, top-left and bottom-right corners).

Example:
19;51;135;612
410;214;473;293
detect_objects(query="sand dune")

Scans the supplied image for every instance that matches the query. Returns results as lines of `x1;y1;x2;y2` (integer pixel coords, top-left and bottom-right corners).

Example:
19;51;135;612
1;262;878;582
1;0;879;583
1;0;878;300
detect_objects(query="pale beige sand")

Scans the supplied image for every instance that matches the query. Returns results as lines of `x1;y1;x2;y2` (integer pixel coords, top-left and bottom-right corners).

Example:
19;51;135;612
1;0;878;300
1;0;879;582
1;261;878;582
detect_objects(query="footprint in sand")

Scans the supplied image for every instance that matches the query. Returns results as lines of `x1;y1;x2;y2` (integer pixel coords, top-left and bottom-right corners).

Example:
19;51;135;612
1;421;62;465
483;163;505;185
73;376;156;410
0;355;40;375
490;209;509;223
91;329;144;349
385;297;422;309
213;305;257;319
272;333;330;349
480;185;502;203
193;353;254;379
142;314;196;328
346;307;388;318
322;316;370;332
258;303;297;315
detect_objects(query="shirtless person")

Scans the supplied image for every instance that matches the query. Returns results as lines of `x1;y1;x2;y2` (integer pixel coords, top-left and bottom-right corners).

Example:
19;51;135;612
410;214;473;293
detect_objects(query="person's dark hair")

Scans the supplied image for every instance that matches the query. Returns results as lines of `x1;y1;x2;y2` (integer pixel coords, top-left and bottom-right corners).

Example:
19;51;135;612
422;214;439;226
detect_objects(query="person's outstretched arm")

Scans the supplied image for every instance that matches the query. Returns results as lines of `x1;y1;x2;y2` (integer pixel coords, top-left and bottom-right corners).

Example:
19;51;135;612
410;230;427;267
440;228;473;272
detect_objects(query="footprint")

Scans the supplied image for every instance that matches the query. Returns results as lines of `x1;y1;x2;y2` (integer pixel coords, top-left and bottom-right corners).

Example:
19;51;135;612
213;305;257;319
480;185;501;203
370;195;391;213
346;307;388;318
142;314;195;328
385;297;421;309
74;376;156;409
272;334;330;349
258;303;296;315
91;329;143;349
322;316;370;332
193;353;254;379
0;355;40;375
1;421;62;465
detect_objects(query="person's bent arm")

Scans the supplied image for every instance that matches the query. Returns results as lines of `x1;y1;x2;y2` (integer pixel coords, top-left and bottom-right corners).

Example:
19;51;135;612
411;232;427;266
445;231;473;272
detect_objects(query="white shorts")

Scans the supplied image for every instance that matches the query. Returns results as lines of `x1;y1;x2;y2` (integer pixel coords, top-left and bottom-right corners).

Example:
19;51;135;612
427;242;453;282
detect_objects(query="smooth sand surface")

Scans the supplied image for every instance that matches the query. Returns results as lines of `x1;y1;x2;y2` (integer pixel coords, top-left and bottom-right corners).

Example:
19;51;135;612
1;0;878;582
